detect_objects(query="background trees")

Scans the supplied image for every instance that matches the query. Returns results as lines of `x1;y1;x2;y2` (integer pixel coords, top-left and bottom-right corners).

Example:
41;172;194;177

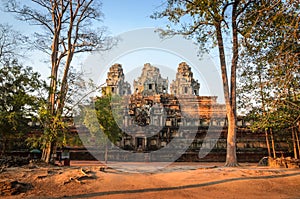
5;0;117;163
0;24;28;63
0;61;45;154
238;1;300;158
0;21;45;154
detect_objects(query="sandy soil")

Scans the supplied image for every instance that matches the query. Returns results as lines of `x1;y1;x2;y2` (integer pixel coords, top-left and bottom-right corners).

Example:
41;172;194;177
1;161;300;199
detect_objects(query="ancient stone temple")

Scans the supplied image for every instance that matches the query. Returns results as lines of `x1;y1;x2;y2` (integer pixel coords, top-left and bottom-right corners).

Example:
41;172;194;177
133;63;168;96
73;62;278;162
99;62;226;156
170;62;200;96
101;63;131;96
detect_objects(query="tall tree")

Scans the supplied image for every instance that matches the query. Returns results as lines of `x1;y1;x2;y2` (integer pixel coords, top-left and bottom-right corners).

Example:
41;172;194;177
5;0;116;163
152;0;259;166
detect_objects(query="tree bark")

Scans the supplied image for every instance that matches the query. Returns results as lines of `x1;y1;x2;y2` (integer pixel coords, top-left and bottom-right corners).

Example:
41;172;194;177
296;127;300;159
104;142;108;164
265;129;271;157
225;1;239;167
270;128;276;158
230;0;238;119
292;127;298;159
44;142;53;163
215;22;238;167
43;1;62;164
226;109;238;166
41;145;46;160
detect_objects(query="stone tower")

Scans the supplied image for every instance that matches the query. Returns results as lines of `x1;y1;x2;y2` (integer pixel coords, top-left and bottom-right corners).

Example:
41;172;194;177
102;63;131;96
170;62;200;96
133;63;168;96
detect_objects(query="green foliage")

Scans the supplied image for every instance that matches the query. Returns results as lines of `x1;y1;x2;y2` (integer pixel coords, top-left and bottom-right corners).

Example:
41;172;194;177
238;1;300;131
4;0;117;162
151;0;220;54
81;105;105;146
38;106;68;147
94;95;122;144
0;61;46;152
81;95;122;147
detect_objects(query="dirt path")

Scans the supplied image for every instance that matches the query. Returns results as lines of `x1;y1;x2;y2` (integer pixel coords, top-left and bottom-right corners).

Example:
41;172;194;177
1;162;300;199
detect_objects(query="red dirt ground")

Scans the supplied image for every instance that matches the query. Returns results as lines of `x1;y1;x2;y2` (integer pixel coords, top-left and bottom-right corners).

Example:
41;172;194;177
1;161;300;199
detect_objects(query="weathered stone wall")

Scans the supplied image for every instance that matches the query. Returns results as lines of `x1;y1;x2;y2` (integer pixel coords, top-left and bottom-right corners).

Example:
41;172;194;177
170;62;200;96
102;63;131;96
98;63;280;162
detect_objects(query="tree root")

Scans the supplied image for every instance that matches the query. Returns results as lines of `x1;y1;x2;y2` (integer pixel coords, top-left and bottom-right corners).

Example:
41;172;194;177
63;168;94;185
63;177;83;185
224;162;240;167
80;168;87;176
0;166;6;173
36;175;48;180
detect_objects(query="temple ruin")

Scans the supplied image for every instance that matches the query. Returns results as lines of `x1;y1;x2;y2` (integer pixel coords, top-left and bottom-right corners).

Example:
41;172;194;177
133;63;169;95
4;62;289;162
101;63;131;96
100;62;228;157
170;62;200;96
85;62;290;162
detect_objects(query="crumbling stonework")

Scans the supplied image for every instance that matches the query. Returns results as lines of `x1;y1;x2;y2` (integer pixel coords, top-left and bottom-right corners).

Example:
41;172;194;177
133;63;168;96
63;62;287;161
102;64;131;96
102;62;227;153
170;62;200;96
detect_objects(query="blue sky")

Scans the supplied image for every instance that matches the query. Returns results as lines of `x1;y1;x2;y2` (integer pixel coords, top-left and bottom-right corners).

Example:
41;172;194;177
101;0;167;34
0;0;224;102
0;1;165;32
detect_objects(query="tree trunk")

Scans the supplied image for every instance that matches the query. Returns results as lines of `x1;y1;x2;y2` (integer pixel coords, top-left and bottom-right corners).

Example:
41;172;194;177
292;127;298;159
225;1;239;167
43;2;62;164
42;141;53;163
51;143;57;164
230;0;238;119
296;127;300;159
104;142;108;164
1;138;6;155
45;143;52;163
215;4;238;167
265;129;271;157
226;109;237;166
270;128;276;158
41;146;46;160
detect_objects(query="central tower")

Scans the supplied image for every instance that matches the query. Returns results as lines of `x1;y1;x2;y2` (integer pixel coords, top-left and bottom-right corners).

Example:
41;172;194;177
133;63;168;96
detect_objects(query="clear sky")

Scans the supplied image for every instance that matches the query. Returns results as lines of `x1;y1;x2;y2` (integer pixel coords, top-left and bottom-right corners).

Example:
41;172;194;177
0;0;166;33
0;0;224;102
101;0;168;34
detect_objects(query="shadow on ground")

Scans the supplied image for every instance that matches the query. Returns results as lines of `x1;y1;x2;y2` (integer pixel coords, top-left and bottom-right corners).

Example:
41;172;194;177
60;171;300;198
